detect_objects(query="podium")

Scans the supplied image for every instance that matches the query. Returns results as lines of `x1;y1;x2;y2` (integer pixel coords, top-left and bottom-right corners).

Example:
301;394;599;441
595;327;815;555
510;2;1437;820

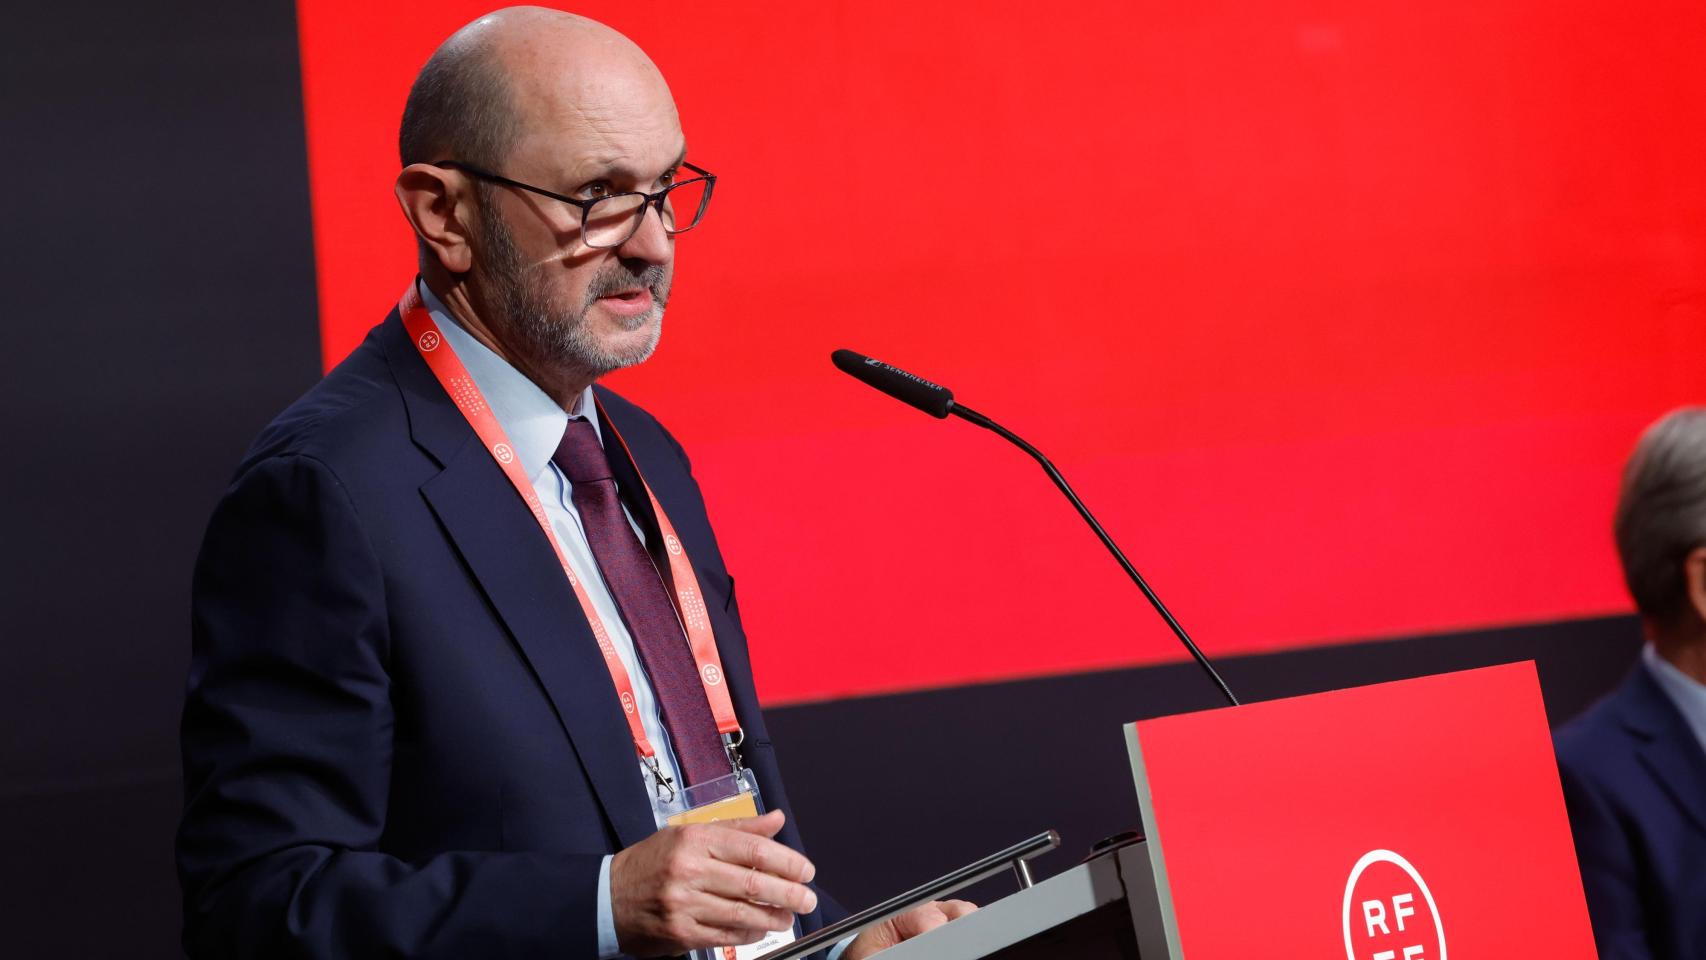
851;662;1598;959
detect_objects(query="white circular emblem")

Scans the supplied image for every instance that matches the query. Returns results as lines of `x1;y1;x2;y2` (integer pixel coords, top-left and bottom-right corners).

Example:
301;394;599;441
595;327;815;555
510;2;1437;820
701;663;723;686
418;330;441;352
1343;849;1445;960
493;443;515;464
620;691;636;714
665;534;684;557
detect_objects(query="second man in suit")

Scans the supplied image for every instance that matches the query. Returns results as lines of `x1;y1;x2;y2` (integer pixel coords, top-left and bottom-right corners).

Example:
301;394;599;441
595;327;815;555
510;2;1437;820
1555;407;1706;960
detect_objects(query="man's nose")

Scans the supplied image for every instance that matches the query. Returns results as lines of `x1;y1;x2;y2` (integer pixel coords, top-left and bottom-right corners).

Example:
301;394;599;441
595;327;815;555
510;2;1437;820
614;201;673;263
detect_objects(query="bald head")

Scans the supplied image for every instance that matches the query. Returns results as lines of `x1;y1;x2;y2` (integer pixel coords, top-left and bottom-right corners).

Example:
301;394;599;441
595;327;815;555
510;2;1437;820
394;7;695;405
399;7;674;172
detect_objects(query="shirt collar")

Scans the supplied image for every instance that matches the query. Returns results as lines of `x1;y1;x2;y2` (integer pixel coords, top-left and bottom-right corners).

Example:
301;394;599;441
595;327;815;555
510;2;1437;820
1642;642;1706;754
418;280;598;482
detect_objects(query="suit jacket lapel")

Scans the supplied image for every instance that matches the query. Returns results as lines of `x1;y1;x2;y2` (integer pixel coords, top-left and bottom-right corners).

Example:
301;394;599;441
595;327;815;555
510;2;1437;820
1618;666;1706;836
385;313;657;849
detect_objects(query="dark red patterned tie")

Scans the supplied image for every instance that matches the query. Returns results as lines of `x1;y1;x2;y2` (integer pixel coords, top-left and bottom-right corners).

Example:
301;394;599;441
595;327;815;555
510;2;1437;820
553;418;728;787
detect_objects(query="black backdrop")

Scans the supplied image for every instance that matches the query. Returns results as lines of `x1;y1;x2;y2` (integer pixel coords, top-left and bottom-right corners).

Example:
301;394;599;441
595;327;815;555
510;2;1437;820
4;2;322;956
0;3;1640;957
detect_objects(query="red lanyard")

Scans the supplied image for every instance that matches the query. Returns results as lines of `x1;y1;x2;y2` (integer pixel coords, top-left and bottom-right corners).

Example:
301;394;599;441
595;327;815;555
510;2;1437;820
399;284;742;766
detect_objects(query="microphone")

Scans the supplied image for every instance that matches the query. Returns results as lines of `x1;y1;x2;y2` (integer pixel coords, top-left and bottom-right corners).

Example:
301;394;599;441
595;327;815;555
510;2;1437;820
830;349;955;418
831;349;1239;708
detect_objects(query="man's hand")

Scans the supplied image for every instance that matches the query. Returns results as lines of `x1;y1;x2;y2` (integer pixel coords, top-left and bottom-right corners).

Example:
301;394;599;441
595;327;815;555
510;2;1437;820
842;900;978;959
611;809;819;958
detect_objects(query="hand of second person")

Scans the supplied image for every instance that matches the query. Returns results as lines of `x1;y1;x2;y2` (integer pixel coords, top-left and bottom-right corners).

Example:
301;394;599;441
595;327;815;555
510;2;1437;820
842;899;978;959
611;809;819;958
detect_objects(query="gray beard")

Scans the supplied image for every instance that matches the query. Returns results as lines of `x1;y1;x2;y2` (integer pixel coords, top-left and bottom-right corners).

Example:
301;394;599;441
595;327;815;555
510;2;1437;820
477;202;670;381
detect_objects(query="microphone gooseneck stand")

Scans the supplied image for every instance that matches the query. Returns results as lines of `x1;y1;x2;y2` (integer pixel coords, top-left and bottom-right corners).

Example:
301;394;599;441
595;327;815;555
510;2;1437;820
829;348;1238;708
947;401;1239;708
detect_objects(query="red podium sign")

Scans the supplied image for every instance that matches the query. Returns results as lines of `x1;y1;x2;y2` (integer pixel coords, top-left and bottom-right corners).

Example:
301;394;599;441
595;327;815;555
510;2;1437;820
1125;662;1595;958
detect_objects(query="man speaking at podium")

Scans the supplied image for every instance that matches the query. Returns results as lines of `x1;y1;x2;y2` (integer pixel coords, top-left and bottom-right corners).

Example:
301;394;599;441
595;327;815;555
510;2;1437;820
177;8;969;957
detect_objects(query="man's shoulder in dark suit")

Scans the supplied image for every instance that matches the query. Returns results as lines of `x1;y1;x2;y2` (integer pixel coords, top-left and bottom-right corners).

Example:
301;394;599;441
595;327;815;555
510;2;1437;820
180;313;651;958
1554;658;1706;960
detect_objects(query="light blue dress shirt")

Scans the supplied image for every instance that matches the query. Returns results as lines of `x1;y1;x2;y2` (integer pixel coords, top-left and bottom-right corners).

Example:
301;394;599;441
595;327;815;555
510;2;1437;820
1642;642;1706;755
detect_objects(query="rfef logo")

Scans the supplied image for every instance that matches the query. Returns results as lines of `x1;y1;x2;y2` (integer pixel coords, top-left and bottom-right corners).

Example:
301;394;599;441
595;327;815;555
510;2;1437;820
1343;850;1445;960
417;329;441;352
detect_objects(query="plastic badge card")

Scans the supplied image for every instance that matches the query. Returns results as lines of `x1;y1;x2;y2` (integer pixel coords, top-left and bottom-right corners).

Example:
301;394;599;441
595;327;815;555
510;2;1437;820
658;769;801;960
660;768;763;828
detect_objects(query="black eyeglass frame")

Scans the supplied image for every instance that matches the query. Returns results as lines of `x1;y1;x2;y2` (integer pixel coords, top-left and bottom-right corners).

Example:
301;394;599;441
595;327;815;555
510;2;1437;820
433;159;717;249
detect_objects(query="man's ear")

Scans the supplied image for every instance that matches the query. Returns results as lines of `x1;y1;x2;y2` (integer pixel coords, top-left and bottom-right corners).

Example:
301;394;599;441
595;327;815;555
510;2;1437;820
396;164;477;274
1686;545;1706;625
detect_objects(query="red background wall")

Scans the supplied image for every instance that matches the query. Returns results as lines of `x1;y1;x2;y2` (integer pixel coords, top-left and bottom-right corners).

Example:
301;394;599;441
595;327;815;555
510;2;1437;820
297;0;1706;704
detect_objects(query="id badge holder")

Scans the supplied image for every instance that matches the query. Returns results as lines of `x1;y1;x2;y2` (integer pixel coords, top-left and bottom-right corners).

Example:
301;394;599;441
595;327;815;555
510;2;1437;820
655;769;801;960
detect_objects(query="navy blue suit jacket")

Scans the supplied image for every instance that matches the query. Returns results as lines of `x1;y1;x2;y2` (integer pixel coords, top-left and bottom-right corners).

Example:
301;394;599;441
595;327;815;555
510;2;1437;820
179;310;838;958
1555;662;1706;959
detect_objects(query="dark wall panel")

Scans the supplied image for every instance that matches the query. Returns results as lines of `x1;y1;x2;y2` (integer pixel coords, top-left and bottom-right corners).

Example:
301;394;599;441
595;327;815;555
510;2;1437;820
0;1;321;955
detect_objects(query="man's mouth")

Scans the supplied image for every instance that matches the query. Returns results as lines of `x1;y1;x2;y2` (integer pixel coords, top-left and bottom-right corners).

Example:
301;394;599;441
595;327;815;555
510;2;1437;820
595;286;655;317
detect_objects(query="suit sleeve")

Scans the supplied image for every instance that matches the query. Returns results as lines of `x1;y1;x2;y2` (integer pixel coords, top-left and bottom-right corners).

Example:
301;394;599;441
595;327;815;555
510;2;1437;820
178;454;603;959
1556;757;1654;960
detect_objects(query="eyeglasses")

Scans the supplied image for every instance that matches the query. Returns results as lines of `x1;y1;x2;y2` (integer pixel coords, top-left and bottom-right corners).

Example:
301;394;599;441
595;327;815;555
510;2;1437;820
434;160;716;249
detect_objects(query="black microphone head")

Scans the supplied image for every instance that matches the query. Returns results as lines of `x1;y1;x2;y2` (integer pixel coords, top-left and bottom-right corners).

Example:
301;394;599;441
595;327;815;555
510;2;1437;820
831;349;955;418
